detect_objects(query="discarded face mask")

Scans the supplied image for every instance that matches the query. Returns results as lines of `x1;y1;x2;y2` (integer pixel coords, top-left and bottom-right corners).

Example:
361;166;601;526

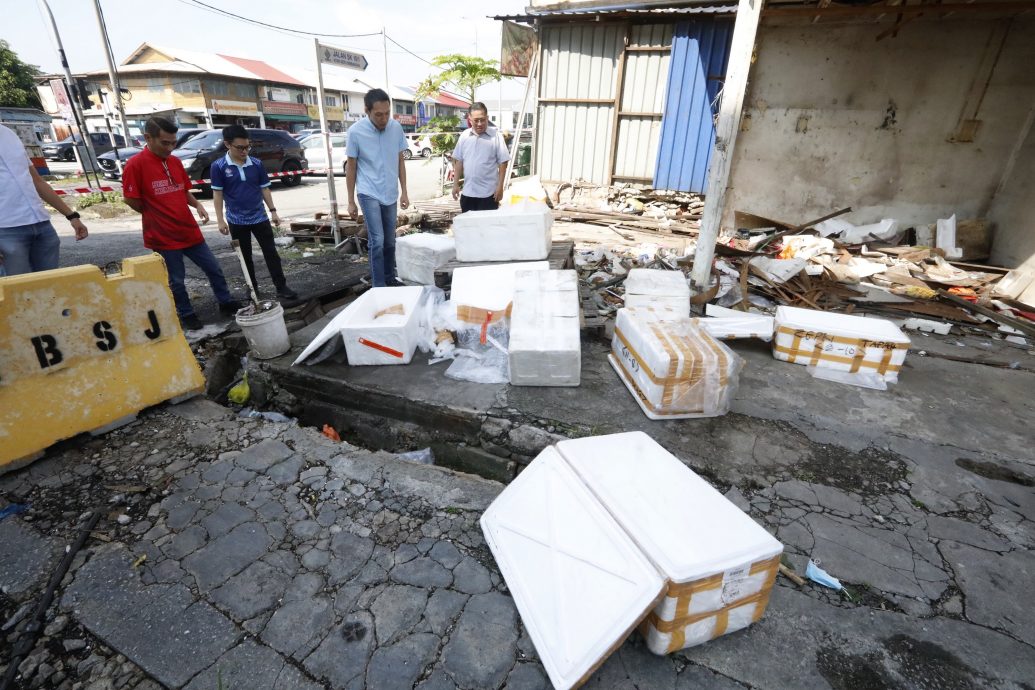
805;559;843;590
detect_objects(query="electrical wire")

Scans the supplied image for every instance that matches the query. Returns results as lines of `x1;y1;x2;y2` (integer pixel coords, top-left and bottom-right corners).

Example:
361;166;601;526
180;0;383;38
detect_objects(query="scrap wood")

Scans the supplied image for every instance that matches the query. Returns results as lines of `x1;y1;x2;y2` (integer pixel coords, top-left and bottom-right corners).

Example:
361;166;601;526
779;563;806;587
937;289;1035;340
757;206;853;252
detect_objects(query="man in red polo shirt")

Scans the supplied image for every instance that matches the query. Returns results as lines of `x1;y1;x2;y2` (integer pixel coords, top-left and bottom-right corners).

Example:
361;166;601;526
123;117;243;331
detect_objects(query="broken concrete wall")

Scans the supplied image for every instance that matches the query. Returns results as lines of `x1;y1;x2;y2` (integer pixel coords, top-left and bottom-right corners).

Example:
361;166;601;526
986;109;1035;270
725;17;1035;251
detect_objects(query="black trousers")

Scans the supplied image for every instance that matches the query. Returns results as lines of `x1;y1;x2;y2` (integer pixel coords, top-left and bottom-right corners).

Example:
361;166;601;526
459;194;499;212
228;220;287;291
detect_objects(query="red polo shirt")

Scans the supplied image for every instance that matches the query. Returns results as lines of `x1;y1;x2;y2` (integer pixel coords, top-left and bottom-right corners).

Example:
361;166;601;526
122;148;203;250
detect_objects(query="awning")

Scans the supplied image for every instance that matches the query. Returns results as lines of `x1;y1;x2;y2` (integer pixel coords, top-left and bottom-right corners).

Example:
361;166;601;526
262;113;309;122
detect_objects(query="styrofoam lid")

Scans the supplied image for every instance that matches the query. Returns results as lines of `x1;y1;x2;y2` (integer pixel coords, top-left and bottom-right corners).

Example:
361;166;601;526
481;447;665;690
775;305;910;344
557;432;782;583
625;269;691;296
397;232;455;249
451;261;549;312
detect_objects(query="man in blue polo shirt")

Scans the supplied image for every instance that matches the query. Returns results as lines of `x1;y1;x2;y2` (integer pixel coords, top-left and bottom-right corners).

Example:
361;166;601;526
211;124;298;300
346;88;409;287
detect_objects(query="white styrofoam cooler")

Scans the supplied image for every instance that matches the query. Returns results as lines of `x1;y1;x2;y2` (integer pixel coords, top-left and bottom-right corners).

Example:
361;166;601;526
510;269;580;386
773;305;910;382
481;445;666;690
340;286;425;365
699;304;775;342
623;269;690;317
396;232;456;285
481;432;782;689
610;308;742;419
450;261;549;325
451;203;553;262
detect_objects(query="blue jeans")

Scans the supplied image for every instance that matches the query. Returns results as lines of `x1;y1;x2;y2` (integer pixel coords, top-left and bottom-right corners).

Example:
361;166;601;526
0;221;60;276
155;241;233;317
357;194;397;287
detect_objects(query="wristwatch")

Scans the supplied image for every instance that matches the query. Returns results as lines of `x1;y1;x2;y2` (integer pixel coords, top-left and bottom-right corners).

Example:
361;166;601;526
268;208;277;212
66;211;81;221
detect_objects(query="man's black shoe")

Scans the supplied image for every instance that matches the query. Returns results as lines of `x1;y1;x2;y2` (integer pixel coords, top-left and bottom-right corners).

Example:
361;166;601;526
179;313;203;331
218;299;247;316
276;285;299;300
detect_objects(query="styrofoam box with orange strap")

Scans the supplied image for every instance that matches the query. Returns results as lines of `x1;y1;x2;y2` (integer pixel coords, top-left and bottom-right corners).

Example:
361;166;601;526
450;261;549;326
509;269;581;387
773;306;911;383
481;431;782;689
451;202;553;262
609;307;742;420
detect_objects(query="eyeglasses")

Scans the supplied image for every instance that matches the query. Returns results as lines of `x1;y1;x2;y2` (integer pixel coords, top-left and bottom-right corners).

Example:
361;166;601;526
230;144;251;152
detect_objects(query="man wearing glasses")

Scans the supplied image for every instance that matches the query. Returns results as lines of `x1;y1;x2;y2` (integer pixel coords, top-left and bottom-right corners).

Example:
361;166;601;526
123;117;243;331
211;125;297;301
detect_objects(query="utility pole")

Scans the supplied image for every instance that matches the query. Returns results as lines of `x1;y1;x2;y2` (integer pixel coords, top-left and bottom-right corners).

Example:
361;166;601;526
92;0;133;166
314;39;341;246
38;0;104;193
382;28;391;109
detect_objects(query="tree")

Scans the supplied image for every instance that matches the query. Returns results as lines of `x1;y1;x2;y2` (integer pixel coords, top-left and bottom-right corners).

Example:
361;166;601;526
419;114;461;155
415;54;502;105
0;40;43;109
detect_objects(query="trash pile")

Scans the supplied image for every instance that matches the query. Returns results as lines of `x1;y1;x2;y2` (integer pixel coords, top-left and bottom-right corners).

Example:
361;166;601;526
553;181;703;236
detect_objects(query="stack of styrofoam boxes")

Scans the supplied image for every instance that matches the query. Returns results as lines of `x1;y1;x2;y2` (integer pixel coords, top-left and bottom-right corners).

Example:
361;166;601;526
395;233;456;285
509;269;581;386
449;261;549;327
772;305;910;383
481;431;783;690
451;203;553;262
610;307;742;419
623;268;690;318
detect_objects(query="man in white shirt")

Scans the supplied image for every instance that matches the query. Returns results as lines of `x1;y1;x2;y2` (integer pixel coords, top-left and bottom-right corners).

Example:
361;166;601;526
0;124;88;276
451;102;509;212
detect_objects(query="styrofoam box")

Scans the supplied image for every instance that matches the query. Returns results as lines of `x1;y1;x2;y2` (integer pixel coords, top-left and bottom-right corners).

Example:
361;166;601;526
451;261;548;325
510;270;580;386
338;286;426;365
623;269;690;317
610;308;742;419
481;446;666;690
699;304;775;342
559;432;783;655
396;233;456;285
773;305;910;382
452;203;553;262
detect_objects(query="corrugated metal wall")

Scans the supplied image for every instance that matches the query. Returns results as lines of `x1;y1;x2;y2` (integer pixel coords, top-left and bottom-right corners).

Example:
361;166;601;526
653;21;734;193
613;25;673;181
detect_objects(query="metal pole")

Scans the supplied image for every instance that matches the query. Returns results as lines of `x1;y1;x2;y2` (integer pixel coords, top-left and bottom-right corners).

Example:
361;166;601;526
314;38;341;245
92;0;132;148
382;28;392;112
38;0;104;193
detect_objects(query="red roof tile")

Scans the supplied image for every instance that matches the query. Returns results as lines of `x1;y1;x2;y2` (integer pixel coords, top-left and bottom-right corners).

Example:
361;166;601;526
218;54;306;86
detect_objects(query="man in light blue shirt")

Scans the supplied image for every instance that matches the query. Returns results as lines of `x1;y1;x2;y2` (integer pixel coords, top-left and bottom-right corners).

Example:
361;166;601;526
346;89;410;287
451;102;509;213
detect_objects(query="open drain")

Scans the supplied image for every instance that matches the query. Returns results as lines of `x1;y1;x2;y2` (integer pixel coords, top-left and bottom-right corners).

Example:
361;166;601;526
955;458;1034;487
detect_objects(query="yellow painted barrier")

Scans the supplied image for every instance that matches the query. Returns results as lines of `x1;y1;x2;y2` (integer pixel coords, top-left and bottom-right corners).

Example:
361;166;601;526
0;255;204;473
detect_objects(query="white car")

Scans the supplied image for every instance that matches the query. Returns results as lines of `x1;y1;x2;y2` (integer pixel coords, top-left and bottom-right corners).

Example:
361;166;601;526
404;135;433;160
300;133;348;175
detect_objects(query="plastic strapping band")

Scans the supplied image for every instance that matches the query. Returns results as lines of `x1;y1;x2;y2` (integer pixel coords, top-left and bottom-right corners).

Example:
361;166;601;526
480;311;493;345
357;338;404;358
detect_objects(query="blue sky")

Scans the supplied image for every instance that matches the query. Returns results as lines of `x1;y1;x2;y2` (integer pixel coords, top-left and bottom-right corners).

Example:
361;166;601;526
8;0;530;100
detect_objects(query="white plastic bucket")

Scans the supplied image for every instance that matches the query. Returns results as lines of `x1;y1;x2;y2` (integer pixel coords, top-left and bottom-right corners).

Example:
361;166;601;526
235;302;290;359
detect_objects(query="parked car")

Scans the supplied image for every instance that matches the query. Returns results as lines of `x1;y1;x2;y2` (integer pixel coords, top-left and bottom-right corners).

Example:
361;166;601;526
43;132;129;161
403;134;433;160
98;128;206;180
299;132;348;175
171;128;308;194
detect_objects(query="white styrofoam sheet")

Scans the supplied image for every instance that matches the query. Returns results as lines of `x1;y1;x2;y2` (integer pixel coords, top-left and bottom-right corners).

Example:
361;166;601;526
451;261;549;320
699;304;775;342
557;432;782;584
481;447;665;690
396;233;456;285
510;274;581;386
624;268;690;316
452;204;553;262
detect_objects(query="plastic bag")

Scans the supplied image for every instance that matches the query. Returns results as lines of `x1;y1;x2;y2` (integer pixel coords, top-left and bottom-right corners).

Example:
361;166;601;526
397;448;434;465
444;321;511;384
416;286;447;353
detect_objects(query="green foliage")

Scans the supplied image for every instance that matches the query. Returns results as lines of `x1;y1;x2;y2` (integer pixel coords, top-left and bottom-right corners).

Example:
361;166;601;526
0;40;43;109
419;115;460;154
415;54;502;105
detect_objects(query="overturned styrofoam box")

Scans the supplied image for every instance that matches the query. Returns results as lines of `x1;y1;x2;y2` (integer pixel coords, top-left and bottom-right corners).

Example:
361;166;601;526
481;432;782;689
610;308;742;420
481;445;666;690
773;305;910;383
559;432;783;655
510;269;580;386
698;304;775;342
450;261;548;326
623;269;690;317
396;233;456;285
293;286;425;366
452;203;553;262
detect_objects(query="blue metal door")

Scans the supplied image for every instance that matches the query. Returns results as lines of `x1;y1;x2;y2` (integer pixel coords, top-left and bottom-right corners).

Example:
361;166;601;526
653;21;734;193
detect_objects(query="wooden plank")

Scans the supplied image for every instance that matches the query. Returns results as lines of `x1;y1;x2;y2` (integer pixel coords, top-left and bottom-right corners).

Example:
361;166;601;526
624;46;671;52
766;1;1035;17
538;97;614;105
617;111;663;118
607;25;630;187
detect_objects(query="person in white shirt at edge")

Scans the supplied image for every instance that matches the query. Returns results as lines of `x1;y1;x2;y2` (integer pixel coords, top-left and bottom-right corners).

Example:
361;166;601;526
451;102;510;213
0;124;88;276
346;88;410;288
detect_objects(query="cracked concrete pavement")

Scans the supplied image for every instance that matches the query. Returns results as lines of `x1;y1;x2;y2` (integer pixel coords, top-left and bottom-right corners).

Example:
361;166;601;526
2;354;1034;690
